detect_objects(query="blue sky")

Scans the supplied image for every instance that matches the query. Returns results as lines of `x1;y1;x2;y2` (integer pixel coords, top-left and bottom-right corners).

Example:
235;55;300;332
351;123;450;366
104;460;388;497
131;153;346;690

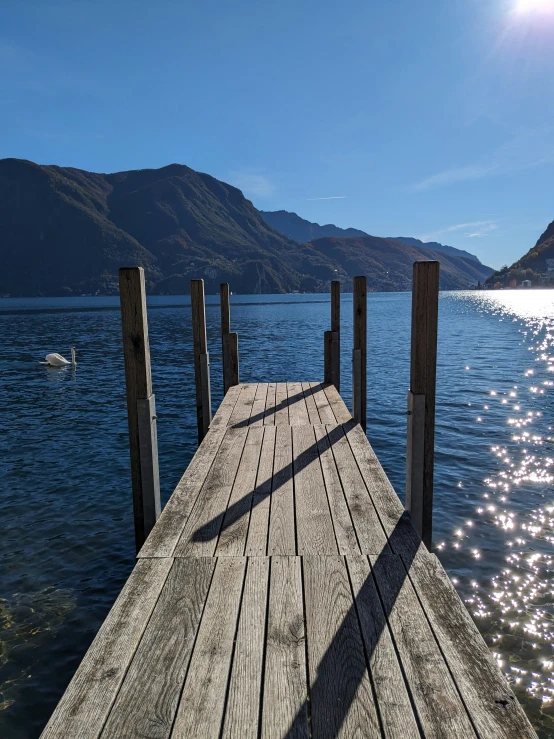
1;0;554;269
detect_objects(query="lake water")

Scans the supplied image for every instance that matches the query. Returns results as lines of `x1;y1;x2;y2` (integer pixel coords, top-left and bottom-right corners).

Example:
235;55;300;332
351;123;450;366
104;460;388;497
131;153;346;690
1;290;554;738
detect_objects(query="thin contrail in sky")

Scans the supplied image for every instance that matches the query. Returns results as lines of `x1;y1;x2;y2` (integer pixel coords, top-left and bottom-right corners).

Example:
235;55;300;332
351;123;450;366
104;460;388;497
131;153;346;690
305;195;347;201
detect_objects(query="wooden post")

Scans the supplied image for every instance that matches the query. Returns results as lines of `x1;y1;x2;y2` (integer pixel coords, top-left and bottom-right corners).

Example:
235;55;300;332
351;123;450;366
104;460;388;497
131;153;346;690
118;267;161;553
406;260;439;550
352;276;367;431
220;283;239;393
324;330;332;383
331;280;340;390
191;279;212;443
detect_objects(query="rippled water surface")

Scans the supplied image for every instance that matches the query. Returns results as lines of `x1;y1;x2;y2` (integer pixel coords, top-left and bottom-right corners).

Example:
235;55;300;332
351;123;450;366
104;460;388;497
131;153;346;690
1;291;554;737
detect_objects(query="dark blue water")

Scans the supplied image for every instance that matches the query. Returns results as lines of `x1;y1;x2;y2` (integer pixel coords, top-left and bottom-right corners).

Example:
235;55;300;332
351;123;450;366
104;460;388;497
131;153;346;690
1;291;554;737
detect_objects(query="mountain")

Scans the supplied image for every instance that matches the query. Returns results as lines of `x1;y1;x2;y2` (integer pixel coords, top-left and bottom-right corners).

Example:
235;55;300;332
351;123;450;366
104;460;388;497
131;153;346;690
260;210;493;276
308;236;494;291
485;220;554;288
391;236;487;266
0;159;493;296
0;159;340;296
260;209;368;242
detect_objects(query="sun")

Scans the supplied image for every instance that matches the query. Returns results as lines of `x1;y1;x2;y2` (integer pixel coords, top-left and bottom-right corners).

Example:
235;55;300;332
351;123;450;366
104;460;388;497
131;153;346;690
514;0;554;13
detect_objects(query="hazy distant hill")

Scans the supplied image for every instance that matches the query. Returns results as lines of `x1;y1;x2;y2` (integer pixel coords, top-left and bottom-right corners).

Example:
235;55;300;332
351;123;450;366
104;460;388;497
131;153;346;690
309;236;494;291
260;210;492;277
0;159;493;296
260;209;368;242
485;219;554;287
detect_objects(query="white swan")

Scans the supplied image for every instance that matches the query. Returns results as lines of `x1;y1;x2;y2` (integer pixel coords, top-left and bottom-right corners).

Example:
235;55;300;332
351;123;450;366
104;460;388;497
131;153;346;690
40;347;76;367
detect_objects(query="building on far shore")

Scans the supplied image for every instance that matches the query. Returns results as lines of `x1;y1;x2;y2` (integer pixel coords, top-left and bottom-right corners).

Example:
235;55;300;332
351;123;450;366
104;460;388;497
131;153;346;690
522;279;532;288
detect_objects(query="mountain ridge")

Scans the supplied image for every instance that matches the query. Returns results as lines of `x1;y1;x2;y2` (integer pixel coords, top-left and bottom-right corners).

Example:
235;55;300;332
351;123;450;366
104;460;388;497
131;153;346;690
0;159;493;296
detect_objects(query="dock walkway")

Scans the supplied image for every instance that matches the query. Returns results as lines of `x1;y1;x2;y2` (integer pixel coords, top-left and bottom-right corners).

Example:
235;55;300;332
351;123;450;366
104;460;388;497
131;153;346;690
42;382;537;738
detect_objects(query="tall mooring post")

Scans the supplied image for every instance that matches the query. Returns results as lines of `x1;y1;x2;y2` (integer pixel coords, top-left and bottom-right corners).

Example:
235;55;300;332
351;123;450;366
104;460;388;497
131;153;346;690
324;280;341;390
406;260;439;550
191;279;212;443
118;267;161;553
220;283;239;394
352;275;367;431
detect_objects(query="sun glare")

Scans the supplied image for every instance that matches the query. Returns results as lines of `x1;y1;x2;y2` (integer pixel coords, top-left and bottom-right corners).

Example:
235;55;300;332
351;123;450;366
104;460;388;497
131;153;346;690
515;0;554;13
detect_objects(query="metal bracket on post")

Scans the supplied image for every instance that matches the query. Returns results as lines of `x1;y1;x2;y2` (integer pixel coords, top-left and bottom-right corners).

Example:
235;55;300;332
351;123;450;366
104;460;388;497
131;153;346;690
137;394;161;538
324;330;332;384
406;390;425;539
352;348;362;425
200;352;212;438
331;330;340;390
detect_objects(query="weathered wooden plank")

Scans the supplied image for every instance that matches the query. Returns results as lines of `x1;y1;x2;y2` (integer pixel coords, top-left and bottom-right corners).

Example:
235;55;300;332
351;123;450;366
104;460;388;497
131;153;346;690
326;424;388;554
287;382;310;425
263;382;277;425
347;555;420;739
274;382;289;425
191;278;212;442
221;557;269;739
303;555;381;738
409;260;440;549
313;425;359;555
302;381;321;425
310;381;337;425
118;266;156;552
249;382;269;427
246;426;276;556
228;384;258;428
172;558;246;739
216;427;264;556
261;557;308;739
370;552;476;738
41;558;172;739
342;420;422;562
99;558;215;738
405;551;538;739
139;386;242;558
292;425;336;554
267;425;296;555
173;428;248;557
323;383;352;423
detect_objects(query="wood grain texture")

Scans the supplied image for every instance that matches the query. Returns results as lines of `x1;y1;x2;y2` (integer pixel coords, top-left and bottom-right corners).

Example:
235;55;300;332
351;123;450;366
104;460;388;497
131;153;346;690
221;557;269;739
267;425;296;555
229;384;258;428
41;558;172;739
274;383;289;425
347;555;419;739
216;427;264;556
326;424;389;555
313;425;360;555
191;278;211;441
171;558;246;739
139;386;242;558
302;381;321;425
311;382;337;425
405;551;538;739
118;266;153;551
303;555;381;738
410;260;439;549
246;426;276;556
249;382;269;427
371;551;477;738
323;383;352;423
263;382;277;425
261;557;309;739
99;558;215;738
353;275;367;431
292;425;336;554
287;382;310;425
173;428;248;556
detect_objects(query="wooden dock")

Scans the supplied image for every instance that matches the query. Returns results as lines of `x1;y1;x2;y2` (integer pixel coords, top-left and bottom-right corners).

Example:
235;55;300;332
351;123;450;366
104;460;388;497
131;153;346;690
42;382;537;738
